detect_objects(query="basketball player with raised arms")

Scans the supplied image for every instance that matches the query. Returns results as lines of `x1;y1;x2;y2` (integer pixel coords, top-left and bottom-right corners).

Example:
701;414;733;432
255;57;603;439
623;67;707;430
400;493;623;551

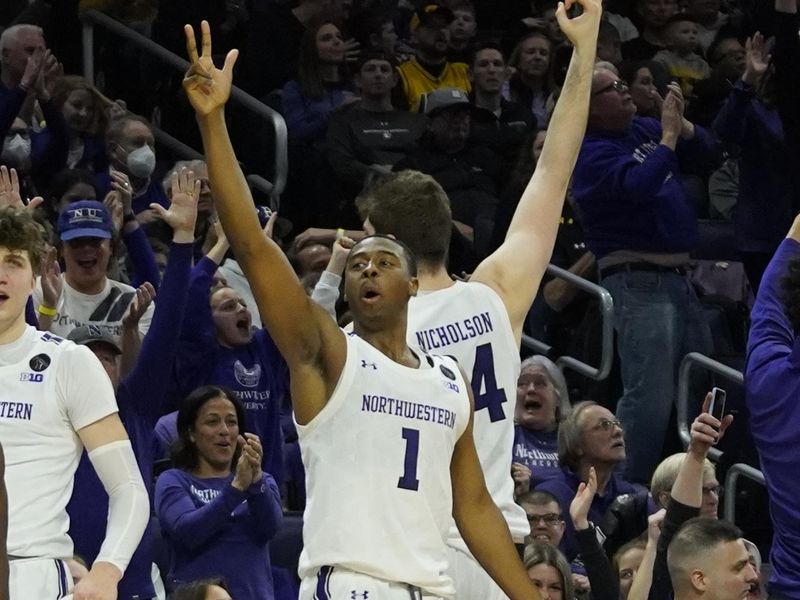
355;0;601;597
0;204;149;599
183;21;544;600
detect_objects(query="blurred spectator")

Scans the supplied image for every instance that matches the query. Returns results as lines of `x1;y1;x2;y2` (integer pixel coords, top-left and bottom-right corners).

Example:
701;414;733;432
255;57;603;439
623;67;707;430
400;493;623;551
243;0;351;98
155;386;282;599
513;355;572;489
326;51;424;196
468;42;535;179
571;70;716;483
351;8;402;62
45;167;98;222
162;160;216;255
506;30;555;128
45;76;109;173
745;214;800;598
446;0;478;63
597;21;623;66
1;118;33;195
163;222;289;487
282;21;355;144
524;541;575;600
667;519;758;600
395;4;472;112
34;199;156;339
622;0;678;60
393;88;503;257
102;114;169;221
687;34;746;127
652;15;711;95
712;32;794;293
0;24;45;125
684;0;729;53
613;537;647;600
518;490;566;547
171;578;233;600
618;60;668;119
650;452;721;518
536;401;646;562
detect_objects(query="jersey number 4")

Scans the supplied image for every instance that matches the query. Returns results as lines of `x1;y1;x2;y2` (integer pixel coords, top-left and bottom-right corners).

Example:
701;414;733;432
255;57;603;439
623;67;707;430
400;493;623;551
472;343;506;422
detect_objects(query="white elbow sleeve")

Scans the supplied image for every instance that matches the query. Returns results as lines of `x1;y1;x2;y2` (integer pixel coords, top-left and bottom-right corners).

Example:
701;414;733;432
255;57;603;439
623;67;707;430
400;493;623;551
87;440;149;574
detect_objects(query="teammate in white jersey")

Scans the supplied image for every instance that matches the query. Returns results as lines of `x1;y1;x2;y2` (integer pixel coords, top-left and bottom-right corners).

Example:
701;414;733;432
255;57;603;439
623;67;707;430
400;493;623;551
183;21;544;600
0;205;149;600
353;0;601;596
1;442;7;600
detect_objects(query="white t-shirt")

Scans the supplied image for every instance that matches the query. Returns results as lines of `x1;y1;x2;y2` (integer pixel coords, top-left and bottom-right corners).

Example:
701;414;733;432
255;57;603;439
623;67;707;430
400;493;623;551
408;281;530;548
296;333;470;598
0;326;119;558
33;275;153;340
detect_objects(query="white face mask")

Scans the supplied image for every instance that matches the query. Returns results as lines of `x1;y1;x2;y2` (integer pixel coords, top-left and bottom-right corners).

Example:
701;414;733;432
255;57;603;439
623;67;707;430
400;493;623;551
1;133;32;168
125;144;156;179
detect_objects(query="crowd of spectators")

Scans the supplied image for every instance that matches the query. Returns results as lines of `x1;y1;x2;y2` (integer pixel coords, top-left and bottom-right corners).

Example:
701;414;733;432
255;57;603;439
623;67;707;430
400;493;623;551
1;0;799;598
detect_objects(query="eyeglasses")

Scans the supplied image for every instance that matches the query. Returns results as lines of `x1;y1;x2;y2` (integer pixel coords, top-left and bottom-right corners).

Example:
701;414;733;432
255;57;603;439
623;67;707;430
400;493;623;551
592;79;629;96
590;418;623;432
702;485;723;497
527;513;562;525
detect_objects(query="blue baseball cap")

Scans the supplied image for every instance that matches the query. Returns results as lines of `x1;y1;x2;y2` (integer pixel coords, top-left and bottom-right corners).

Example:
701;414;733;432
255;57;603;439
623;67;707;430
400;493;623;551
58;200;114;241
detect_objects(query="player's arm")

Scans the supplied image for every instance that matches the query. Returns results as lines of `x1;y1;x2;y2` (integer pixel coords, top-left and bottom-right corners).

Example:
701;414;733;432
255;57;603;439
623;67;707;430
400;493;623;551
73;413;149;597
0;442;8;600
451;372;542;600
470;0;601;343
183;22;345;423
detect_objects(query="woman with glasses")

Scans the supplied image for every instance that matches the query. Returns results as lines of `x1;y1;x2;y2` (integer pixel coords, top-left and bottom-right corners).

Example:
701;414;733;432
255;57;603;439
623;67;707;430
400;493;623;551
513;355;572;494
535;401;648;563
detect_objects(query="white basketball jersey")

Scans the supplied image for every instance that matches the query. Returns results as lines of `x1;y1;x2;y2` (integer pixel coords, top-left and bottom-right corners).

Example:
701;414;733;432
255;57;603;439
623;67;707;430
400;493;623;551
296;332;470;598
0;326;118;558
408;281;530;548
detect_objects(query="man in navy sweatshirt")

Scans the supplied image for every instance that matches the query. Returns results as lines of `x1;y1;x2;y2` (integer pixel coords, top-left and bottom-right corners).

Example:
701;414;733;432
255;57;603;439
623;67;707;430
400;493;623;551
571;68;717;484
745;213;800;600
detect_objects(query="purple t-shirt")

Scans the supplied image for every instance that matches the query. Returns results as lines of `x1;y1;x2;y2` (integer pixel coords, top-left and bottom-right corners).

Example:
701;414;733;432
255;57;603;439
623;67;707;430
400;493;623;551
513;425;561;488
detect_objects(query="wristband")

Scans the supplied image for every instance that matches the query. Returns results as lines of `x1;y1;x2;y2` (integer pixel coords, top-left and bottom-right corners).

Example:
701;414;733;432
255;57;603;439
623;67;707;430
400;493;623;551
336;228;345;240
37;304;57;317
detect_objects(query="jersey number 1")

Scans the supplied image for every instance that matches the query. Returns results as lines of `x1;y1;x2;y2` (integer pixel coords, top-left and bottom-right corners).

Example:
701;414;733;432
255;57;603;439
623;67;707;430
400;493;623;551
472;343;506;422
398;427;420;491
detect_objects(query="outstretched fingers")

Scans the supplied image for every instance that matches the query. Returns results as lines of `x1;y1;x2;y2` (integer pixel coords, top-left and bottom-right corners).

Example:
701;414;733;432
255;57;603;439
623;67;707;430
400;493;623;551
184;24;199;62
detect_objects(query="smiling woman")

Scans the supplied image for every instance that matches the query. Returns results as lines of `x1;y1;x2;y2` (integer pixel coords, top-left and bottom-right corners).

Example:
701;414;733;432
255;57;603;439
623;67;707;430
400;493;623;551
155;385;283;600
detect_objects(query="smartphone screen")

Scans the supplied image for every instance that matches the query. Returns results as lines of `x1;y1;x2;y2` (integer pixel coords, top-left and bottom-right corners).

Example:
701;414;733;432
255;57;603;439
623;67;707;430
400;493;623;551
710;387;727;422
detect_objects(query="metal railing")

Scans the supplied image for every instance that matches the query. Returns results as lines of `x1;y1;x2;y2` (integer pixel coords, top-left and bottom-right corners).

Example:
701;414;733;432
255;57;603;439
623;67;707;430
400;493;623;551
676;352;744;462
521;264;614;381
724;463;766;523
80;9;287;208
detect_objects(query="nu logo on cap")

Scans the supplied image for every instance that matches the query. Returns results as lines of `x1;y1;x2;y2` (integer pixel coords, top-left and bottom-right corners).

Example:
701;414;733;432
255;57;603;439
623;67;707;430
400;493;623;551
68;207;104;223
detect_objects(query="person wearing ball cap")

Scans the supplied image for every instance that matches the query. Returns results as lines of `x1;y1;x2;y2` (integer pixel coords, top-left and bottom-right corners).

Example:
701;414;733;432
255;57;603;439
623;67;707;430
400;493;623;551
396;3;472;112
33;199;156;339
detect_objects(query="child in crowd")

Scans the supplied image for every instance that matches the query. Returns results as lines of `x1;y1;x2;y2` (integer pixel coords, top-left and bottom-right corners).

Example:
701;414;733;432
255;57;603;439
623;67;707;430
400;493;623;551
653;14;711;95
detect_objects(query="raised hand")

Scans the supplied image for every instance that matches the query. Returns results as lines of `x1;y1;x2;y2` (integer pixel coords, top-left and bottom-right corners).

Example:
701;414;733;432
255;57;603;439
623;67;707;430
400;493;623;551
688;392;734;458
555;0;602;51
569;465;597;530
660;84;685;143
232;435;255;491
646;508;666;545
40;247;62;310
35;49;63;102
0;166;42;211
743;32;771;86
110;169;133;217
262;208;278;240
511;462;532;498
149;168;200;241
242;433;264;484
20;46;44;91
122;282;156;331
183;20;239;116
103;190;124;233
343;38;361;64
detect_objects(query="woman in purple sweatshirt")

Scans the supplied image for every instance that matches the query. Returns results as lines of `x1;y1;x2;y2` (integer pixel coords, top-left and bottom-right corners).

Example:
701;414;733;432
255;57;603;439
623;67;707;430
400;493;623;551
155;385;283;600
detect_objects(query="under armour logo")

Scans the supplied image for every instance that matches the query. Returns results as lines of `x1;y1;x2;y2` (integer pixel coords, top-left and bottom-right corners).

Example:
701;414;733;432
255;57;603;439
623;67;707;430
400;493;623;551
351;591;369;599
361;360;377;370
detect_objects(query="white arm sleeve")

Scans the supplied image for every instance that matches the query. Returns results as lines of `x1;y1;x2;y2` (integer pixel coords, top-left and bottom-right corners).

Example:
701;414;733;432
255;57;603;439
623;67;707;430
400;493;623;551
311;270;342;321
87;440;149;574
